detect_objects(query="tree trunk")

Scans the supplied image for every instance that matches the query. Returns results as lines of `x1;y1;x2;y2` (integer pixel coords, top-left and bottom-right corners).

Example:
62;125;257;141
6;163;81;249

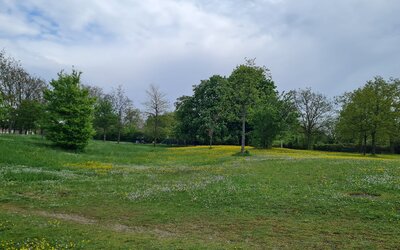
241;109;246;154
389;137;395;154
363;132;367;156
103;128;106;142
306;131;312;150
117;128;121;144
8;120;13;134
209;128;214;149
117;111;122;144
371;131;376;155
153;117;157;147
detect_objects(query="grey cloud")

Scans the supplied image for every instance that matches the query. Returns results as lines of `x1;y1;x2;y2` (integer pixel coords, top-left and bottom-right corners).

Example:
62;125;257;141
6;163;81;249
0;0;399;107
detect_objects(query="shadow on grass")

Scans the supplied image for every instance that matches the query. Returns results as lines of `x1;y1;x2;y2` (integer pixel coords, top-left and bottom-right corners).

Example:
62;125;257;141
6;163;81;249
232;150;251;157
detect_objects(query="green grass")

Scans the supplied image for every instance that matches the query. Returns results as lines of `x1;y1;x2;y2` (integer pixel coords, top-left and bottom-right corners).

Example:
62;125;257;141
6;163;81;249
0;135;399;249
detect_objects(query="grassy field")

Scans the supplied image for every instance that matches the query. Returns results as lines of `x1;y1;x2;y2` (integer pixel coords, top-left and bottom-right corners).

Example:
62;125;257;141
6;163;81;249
0;135;399;249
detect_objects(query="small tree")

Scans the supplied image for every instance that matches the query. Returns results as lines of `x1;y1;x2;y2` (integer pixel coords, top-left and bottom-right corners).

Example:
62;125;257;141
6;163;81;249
144;84;169;147
94;95;118;141
44;70;95;150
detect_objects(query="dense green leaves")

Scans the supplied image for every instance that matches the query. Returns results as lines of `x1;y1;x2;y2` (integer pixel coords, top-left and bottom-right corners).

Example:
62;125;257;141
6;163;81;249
93;95;118;141
174;95;198;144
174;60;296;152
14;99;45;133
250;92;298;148
228;59;275;153
44;70;95;150
193;75;229;148
337;77;400;155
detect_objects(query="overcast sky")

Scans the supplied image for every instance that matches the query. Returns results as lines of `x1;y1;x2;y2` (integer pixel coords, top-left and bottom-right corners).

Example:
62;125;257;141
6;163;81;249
1;0;399;109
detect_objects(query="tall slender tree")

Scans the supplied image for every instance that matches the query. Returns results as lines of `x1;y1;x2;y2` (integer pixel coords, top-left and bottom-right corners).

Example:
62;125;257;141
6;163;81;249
94;95;118;141
227;59;273;154
111;85;132;144
144;84;169;146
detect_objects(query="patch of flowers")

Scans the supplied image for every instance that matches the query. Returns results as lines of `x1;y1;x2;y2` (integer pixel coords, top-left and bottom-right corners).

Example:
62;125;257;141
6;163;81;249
128;175;225;201
0;166;77;181
0;238;89;249
362;173;398;188
65;161;112;174
347;170;399;191
47;219;61;227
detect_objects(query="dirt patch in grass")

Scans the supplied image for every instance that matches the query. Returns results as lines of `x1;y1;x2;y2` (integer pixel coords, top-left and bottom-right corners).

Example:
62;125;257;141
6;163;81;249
36;211;96;224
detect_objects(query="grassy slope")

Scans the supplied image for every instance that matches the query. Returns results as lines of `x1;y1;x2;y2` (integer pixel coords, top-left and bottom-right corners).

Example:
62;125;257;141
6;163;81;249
0;135;399;249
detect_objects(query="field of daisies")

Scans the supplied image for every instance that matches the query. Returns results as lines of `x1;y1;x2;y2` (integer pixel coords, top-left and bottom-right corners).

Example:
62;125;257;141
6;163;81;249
0;135;399;249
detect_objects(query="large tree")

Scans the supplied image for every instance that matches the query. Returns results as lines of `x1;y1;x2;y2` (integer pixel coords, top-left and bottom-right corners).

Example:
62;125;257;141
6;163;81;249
294;88;333;149
44;70;95;150
227;59;274;154
144;84;169;147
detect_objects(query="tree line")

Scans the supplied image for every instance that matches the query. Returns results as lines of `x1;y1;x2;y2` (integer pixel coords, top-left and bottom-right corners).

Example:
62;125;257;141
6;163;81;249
1;50;399;154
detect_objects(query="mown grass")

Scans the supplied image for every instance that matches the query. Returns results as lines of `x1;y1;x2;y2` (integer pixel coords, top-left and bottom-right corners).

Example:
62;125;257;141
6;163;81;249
0;135;399;249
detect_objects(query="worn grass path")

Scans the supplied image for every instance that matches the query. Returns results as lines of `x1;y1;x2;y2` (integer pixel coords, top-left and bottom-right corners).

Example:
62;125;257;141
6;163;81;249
0;135;399;249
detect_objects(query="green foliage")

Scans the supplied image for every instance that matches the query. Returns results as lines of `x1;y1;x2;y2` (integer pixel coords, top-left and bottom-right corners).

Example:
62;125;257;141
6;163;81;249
93;95;118;141
0;94;7;125
227;59;275;153
144;112;175;143
337;76;400;155
174;95;198;144
14;99;45;133
43;70;95;150
250;92;298;148
193;75;229;147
